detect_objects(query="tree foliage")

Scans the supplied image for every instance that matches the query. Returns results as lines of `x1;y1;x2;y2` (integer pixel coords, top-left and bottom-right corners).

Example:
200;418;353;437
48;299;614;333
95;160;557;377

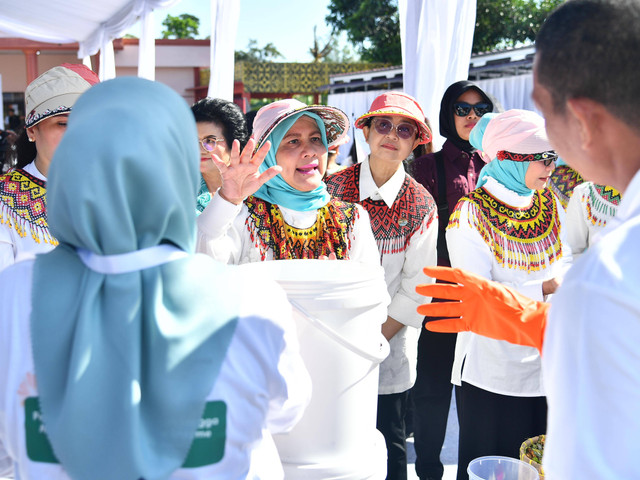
473;0;564;53
235;39;284;63
161;13;200;39
309;26;333;63
325;0;401;64
325;0;564;63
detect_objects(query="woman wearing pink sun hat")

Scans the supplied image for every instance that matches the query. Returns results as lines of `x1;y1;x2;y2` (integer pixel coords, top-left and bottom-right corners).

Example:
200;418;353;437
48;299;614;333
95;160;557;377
196;98;379;264
326;91;438;480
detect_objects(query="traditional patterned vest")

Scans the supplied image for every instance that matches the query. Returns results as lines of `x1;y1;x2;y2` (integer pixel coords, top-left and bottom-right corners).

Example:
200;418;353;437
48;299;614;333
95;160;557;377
244;196;357;260
0;168;58;245
581;183;621;227
449;187;562;271
549;164;584;209
325;163;436;256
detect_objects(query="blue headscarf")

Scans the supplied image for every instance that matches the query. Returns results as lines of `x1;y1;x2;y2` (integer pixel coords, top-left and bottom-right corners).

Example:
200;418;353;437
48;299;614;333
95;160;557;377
473;113;533;196
31;78;239;480
253;111;331;211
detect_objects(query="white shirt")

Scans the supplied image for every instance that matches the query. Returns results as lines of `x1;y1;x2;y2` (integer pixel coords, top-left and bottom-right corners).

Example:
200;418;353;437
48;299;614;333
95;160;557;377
356;159;438;394
0;259;311;480
447;177;572;396
0;162;55;271
542;170;640;479
565;181;620;258
196;194;380;266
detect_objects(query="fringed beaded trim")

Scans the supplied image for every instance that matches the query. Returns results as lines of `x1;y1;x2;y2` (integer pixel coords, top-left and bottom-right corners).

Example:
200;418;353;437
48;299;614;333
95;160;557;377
582;184;621;227
244;196;356;260
0;169;58;246
449;187;562;271
548;165;584;209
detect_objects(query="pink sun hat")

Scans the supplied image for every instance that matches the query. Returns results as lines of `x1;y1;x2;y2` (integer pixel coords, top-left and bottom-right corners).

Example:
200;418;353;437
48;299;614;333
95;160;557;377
355;91;432;145
251;98;350;152
25;63;99;128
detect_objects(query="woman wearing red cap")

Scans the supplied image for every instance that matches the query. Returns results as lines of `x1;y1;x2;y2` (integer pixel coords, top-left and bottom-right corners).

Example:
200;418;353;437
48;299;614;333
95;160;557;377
325;91;438;480
0;64;98;271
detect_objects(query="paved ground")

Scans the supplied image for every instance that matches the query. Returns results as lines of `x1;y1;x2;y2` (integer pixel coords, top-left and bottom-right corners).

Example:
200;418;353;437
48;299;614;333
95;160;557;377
408;393;459;480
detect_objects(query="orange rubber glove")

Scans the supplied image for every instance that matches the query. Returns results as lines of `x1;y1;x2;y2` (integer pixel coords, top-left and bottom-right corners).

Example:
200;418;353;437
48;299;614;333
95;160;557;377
415;266;550;353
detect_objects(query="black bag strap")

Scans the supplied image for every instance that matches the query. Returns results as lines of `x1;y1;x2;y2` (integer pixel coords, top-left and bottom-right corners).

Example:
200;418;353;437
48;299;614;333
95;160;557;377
434;151;450;262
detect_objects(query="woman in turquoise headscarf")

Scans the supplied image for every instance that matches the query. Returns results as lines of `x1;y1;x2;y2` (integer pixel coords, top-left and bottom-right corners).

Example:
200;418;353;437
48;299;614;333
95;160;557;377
196;98;379;264
445;109;572;479
0;77;310;480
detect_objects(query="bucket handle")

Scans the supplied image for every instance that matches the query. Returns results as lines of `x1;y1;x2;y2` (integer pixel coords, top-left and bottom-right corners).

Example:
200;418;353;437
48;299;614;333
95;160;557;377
289;299;390;364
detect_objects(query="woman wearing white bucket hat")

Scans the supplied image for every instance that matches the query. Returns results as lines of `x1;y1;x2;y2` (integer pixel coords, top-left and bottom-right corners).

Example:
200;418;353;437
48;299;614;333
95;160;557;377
444;109;572;479
0;63;98;271
196;98;379;264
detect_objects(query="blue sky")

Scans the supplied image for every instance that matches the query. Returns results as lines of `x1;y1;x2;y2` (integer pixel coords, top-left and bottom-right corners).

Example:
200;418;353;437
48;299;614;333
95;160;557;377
127;0;339;63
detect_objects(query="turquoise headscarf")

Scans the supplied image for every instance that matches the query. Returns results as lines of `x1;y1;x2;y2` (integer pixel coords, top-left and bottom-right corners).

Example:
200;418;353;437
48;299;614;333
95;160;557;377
253;111;331;211
473;113;533;196
31;78;239;480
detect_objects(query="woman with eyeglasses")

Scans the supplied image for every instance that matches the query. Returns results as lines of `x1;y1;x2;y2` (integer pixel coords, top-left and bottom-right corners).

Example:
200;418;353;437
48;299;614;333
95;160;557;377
445;110;571;480
410;79;494;480
191;98;249;215
195;98;379;264
325;91;438;480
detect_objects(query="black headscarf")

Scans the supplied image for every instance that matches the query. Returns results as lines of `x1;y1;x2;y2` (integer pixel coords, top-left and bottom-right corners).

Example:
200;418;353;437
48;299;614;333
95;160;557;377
439;80;494;153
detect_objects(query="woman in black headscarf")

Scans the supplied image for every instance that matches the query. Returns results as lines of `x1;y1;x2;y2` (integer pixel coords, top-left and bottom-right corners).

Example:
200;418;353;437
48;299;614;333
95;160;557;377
410;80;494;480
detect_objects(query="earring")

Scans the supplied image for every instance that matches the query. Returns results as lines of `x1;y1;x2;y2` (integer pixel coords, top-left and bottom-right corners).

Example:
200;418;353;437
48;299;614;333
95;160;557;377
28;137;35;142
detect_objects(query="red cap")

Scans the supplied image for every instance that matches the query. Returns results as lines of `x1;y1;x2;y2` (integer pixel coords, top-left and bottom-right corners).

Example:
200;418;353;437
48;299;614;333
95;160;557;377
355;92;431;144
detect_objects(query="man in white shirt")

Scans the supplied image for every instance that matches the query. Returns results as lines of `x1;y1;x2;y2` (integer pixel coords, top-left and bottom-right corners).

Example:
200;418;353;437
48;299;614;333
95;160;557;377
417;0;640;478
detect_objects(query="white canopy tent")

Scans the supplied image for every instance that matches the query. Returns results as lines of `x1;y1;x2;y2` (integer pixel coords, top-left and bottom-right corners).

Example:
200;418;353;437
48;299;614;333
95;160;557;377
0;0;239;101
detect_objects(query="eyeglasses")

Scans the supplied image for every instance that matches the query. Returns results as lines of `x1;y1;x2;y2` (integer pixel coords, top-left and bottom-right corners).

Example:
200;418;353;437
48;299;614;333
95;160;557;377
453;102;491;117
199;135;219;152
372;118;418;140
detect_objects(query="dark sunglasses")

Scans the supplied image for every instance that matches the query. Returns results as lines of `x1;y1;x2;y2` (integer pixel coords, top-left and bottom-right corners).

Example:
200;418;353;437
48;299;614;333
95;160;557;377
372;118;418;140
453;102;491;117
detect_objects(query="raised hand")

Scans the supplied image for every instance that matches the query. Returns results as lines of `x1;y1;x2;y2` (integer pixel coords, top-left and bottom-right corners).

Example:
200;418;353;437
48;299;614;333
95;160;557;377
415;266;549;352
211;139;282;205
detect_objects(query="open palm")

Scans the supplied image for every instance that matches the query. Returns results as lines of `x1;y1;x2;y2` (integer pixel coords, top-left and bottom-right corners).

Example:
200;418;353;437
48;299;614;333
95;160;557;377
210;138;282;205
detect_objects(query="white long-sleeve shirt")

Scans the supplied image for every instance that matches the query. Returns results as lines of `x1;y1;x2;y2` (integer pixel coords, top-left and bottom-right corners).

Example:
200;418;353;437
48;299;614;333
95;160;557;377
542;170;640;480
0;259;311;480
0;162;56;271
447;177;572;396
326;158;438;394
565;181;621;258
196;193;380;266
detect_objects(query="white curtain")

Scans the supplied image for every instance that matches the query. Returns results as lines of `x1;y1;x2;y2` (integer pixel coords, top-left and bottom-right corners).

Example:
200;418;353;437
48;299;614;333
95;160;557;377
328;89;402;165
138;10;156;80
208;0;241;101
398;0;477;149
99;41;117;81
475;74;538;114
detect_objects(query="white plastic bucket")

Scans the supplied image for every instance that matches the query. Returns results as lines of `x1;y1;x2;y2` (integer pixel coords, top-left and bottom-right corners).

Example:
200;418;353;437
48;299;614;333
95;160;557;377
238;259;390;479
468;456;540;480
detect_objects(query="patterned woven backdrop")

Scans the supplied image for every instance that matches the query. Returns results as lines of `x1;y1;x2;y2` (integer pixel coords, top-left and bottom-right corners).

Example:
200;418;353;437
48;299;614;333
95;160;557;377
200;62;389;94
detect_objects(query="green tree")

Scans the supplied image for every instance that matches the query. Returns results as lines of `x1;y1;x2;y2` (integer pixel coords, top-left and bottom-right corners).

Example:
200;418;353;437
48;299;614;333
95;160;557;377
473;0;564;53
309;26;333;63
325;0;401;64
161;13;200;39
326;0;564;63
235;39;284;63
